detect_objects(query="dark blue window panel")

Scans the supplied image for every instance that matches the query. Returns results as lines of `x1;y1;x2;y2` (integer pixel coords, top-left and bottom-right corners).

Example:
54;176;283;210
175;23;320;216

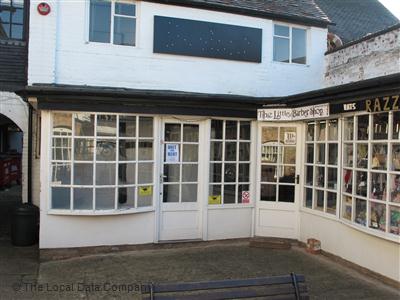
154;16;262;63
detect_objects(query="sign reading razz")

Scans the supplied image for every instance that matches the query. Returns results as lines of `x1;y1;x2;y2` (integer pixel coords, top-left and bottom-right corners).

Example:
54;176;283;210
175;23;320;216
330;94;399;114
258;104;330;121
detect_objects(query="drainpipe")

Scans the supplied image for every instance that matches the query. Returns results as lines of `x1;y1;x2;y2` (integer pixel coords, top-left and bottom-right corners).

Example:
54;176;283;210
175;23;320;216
27;104;33;204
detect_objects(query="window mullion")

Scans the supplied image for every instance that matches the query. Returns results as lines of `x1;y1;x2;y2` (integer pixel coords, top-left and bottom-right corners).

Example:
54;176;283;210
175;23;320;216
110;0;115;44
93;114;97;212
71;114;76;211
115;115;119;210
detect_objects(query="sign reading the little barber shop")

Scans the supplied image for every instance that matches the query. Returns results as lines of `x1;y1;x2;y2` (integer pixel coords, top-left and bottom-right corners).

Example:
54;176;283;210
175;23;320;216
258;104;330;121
330;94;399;114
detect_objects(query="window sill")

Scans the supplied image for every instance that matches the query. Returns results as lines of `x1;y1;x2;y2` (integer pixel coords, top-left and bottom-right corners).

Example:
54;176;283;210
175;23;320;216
208;204;254;210
0;39;26;46
300;207;339;221
271;61;310;68
85;40;138;49
46;207;155;216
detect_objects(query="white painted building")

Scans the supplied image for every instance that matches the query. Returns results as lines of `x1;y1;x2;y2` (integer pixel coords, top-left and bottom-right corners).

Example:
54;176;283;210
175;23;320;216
25;0;399;285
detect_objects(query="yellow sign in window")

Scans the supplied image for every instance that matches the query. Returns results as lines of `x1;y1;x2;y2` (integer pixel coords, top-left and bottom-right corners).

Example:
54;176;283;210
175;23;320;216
208;195;222;205
139;186;153;197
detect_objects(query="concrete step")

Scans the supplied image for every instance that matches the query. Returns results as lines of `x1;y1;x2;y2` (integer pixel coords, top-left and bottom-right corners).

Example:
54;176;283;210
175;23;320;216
249;237;292;250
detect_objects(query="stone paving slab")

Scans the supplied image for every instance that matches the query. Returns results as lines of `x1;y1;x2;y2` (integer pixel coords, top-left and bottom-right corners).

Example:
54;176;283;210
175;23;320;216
1;241;399;299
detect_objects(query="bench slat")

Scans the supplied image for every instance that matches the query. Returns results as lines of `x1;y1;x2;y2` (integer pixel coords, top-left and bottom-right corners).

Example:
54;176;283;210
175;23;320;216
145;275;305;294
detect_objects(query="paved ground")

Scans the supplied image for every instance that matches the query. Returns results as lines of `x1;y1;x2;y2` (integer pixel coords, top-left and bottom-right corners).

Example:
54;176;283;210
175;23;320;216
1;241;399;300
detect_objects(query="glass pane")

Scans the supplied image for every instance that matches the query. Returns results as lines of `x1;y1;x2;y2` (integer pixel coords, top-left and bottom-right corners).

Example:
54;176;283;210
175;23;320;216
262;127;278;143
75;139;95;161
273;37;289;63
327;192;336;214
357;115;369;140
52;163;71;184
239;163;250;182
165;124;181;142
74;163;93;185
183;144;198;162
210;142;222;161
223;185;236;204
328;119;338;140
327;168;337;189
0;10;10;23
89;0;111;43
315;190;324;210
328;143;338;165
279;185;295;203
355;198;367;226
75;113;95;136
306;144;314;164
305;166;313;186
118;163;135;185
393;112;400;140
138;141;153;160
261;165;277;182
280;166;295;183
211;120;223;139
239;142;250;161
390;175;400;203
118;187;135;209
119;115;136;137
274;24;289;37
10;24;22;39
370;202;386;232
52;138;71;160
182;164;198;182
356;144;368;169
371;144;387;170
95;188;115;210
13;6;24;23
114;16;136;46
183;125;199;142
389;206;400;235
115;2;135;16
261;184;276;201
182;184;197;202
261;145;278;163
53;113;72;135
138;163;153;184
342;196;352;221
163;164;180;183
343;169;353;194
96;163;115;185
0;22;10;39
370;172;386;201
225;142;237;161
238;184;250;204
373;113;388;140
315;167;325;187
305;188;312;208
307;123;315;141
137;187;152;207
163;184;179;203
209;163;222;183
224;163;236;183
51;187;70;209
96;140;116;161
209;185;222;198
343;144;353;167
392;144;400;171
139;117;153;138
225;121;237;140
283;147;296;164
119;140;136;161
355;171;368;197
316;144;325;164
316;121;326;141
292;28;306;64
73;188;93;210
240;122;251;140
343;117;354;140
97;115;116;136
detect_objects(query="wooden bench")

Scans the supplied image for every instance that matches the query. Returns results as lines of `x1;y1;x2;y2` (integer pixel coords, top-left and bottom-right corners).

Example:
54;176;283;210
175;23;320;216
142;273;309;300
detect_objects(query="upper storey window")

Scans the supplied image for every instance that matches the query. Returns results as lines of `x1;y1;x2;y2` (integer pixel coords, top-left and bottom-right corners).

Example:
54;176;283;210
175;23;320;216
89;0;136;46
273;24;307;64
0;0;24;40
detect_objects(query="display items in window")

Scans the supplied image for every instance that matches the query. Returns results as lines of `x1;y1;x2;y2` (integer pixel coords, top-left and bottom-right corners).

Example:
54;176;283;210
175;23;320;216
370;202;386;232
389;206;400;235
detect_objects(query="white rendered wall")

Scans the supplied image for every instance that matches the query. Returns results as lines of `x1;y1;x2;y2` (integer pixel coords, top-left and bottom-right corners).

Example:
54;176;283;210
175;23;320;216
300;211;400;282
28;0;327;97
207;208;253;240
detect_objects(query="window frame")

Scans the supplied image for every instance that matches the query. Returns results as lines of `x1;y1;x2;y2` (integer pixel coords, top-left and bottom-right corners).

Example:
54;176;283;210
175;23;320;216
0;0;25;41
87;0;138;47
48;111;155;215
272;22;308;65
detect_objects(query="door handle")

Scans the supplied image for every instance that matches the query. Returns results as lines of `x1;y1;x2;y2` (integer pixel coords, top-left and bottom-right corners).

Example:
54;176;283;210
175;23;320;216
296;175;300;184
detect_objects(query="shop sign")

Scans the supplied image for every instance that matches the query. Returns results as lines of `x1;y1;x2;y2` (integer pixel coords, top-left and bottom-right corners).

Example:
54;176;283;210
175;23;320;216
330;94;399;114
241;191;250;204
208;195;222;205
165;144;179;163
258;104;329;121
139;186;152;197
284;132;296;145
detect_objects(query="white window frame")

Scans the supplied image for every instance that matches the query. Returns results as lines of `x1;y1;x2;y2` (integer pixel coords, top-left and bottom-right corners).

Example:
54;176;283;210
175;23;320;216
272;22;308;65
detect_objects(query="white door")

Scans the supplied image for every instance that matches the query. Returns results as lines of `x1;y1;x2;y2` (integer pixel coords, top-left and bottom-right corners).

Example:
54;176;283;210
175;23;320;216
256;123;302;239
159;120;204;241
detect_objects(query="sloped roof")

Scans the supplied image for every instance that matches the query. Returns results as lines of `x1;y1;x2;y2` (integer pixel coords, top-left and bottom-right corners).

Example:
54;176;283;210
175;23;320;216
146;0;331;27
315;0;399;43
